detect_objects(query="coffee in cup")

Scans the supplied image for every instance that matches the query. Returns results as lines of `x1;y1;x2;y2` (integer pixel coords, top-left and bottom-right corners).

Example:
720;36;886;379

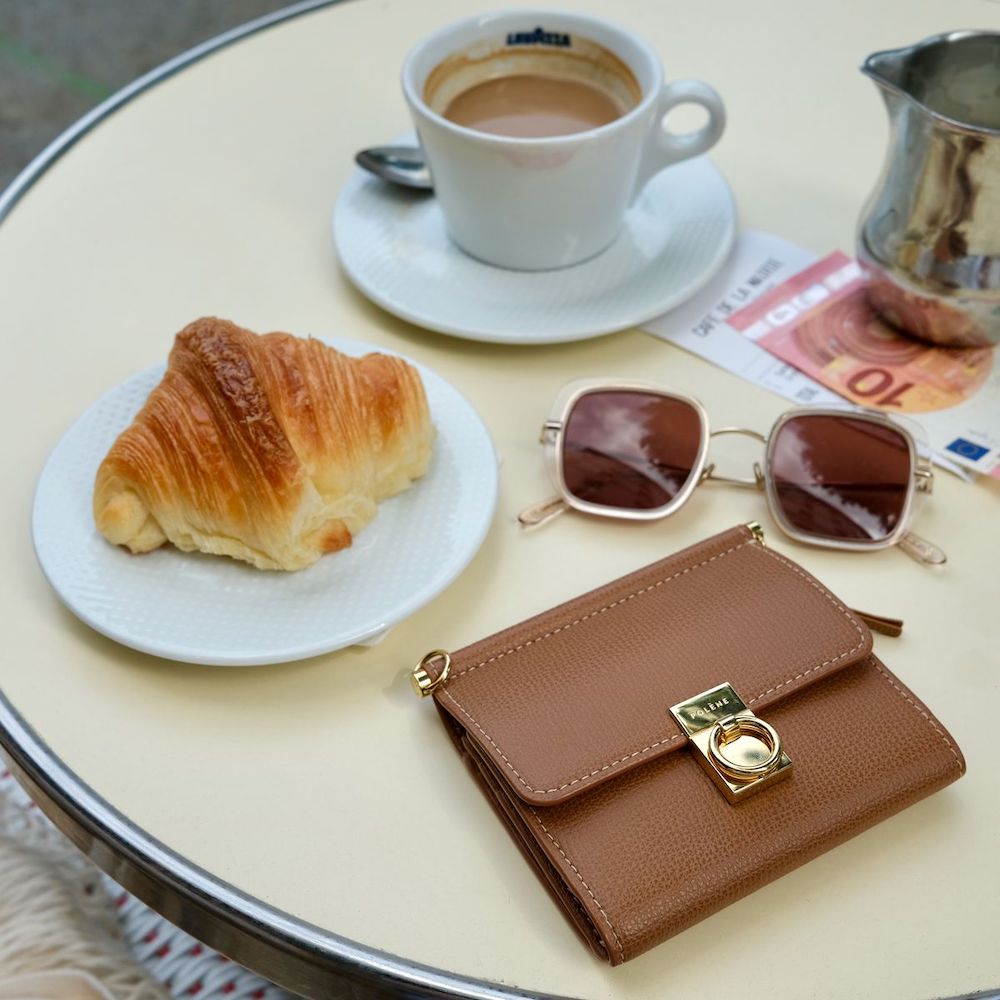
442;73;628;137
429;30;641;138
402;12;726;270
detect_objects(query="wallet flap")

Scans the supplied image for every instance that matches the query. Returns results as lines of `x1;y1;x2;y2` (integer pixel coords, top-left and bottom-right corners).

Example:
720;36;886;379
433;524;872;806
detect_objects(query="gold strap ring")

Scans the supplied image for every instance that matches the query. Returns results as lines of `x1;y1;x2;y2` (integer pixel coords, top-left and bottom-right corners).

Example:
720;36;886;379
708;715;783;780
410;649;451;697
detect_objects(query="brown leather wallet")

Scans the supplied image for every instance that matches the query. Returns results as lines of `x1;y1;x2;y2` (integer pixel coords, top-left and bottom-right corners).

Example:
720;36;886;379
413;523;965;965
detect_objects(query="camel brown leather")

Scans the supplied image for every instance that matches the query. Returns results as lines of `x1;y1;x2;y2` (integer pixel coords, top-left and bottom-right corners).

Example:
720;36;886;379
426;524;965;964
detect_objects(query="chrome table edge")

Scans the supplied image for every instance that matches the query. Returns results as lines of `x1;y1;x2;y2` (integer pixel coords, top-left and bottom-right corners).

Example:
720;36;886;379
0;695;567;998
0;2;571;997
0;0;335;228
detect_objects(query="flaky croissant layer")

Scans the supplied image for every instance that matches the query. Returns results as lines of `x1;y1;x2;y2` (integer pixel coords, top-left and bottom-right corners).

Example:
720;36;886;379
93;317;435;570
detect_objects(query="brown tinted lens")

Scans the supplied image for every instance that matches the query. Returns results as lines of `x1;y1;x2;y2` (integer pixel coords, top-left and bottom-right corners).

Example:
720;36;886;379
769;414;912;543
562;391;702;511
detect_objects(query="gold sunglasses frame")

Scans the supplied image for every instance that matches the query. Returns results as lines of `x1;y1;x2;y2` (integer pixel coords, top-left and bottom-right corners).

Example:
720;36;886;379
520;379;944;564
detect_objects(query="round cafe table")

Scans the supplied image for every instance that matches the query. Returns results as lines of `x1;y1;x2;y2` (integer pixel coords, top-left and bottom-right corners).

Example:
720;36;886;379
1;1;998;997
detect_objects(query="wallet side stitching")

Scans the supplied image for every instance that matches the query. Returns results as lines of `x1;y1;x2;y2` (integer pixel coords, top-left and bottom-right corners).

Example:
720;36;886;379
451;539;751;681
872;659;964;775
528;807;626;964
746;545;866;705
444;536;867;797
441;540;751;795
443;691;683;795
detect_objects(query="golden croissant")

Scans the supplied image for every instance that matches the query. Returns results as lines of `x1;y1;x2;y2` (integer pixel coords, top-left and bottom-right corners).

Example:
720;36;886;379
93;317;435;570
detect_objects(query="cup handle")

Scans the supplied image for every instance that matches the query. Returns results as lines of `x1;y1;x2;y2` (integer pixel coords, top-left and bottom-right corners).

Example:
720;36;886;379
630;80;726;204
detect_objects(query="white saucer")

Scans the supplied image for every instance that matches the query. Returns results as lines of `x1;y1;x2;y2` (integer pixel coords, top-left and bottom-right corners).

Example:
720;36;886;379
333;154;736;345
32;337;498;667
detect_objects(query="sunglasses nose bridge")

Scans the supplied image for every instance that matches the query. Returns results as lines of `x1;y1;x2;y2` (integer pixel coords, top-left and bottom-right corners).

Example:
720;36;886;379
706;427;767;489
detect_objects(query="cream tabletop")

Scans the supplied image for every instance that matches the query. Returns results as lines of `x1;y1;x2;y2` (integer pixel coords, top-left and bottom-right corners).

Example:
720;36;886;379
1;0;998;997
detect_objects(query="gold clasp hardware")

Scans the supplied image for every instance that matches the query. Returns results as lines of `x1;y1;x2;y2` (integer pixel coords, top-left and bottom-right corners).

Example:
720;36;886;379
746;521;766;546
411;649;452;697
670;683;791;803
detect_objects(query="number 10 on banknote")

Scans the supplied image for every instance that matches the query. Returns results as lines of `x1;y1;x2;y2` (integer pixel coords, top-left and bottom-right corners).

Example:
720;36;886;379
726;251;1000;477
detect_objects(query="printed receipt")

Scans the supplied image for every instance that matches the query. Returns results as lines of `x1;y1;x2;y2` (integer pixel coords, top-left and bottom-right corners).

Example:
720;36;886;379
643;232;832;404
643;231;979;479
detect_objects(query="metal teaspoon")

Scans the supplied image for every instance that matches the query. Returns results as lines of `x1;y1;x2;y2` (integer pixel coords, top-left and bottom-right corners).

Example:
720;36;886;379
354;145;433;190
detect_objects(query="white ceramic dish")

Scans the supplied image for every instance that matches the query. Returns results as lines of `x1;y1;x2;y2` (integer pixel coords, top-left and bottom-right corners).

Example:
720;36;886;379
32;337;498;666
333;152;736;344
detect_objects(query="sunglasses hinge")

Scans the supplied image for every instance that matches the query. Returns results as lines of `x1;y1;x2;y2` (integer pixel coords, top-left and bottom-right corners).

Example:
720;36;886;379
539;419;562;444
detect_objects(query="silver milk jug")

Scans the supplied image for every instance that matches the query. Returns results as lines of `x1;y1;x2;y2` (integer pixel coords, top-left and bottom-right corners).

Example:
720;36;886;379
858;31;1000;348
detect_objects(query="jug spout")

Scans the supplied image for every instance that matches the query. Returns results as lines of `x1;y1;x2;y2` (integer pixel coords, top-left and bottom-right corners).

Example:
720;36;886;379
860;31;1000;129
861;46;909;92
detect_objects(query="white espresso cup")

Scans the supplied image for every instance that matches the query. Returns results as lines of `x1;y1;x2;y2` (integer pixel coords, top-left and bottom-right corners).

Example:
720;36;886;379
402;10;726;271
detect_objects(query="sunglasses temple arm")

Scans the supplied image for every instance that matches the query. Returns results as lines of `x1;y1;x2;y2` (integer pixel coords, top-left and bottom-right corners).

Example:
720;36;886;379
898;531;948;566
518;495;570;529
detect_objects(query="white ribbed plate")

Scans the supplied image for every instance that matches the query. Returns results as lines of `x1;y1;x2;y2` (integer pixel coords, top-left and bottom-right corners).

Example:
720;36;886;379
333;154;736;344
31;337;498;666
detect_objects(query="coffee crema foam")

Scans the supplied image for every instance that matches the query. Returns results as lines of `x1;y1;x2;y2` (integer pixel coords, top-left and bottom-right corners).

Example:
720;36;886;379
444;74;625;137
424;33;642;137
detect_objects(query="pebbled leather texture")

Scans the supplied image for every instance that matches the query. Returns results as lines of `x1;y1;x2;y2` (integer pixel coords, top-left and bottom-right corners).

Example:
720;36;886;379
430;524;966;965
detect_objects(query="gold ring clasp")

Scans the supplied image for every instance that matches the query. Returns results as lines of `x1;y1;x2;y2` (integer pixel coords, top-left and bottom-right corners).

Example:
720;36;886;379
708;715;783;780
670;683;792;803
411;649;452;697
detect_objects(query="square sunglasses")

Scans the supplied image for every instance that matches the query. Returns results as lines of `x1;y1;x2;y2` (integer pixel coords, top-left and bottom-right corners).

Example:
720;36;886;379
518;380;945;566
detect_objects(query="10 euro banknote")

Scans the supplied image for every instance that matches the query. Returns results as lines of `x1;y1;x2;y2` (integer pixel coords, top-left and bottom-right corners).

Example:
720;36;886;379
727;251;1000;477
